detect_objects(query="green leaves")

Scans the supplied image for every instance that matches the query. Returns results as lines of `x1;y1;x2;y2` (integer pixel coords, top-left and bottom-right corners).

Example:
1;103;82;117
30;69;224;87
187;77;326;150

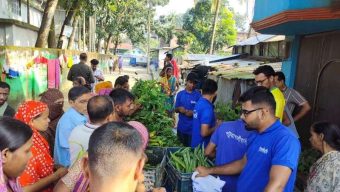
298;148;321;175
129;80;182;147
178;0;237;53
214;102;241;121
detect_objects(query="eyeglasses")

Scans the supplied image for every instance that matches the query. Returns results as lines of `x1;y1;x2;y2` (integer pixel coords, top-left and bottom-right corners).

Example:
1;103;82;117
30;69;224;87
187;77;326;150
241;108;263;117
255;78;268;86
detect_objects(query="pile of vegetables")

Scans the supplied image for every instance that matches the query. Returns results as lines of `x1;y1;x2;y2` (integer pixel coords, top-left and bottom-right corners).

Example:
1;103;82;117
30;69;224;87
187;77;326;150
214;102;241;121
169;146;213;173
130;80;182;147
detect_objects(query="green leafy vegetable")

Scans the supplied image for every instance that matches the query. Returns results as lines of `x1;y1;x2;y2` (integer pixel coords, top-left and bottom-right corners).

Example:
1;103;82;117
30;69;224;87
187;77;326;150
214;102;241;121
169;146;213;173
130;80;182;147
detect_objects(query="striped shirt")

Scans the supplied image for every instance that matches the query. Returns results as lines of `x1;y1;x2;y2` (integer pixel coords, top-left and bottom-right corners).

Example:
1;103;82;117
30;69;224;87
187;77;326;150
283;87;307;114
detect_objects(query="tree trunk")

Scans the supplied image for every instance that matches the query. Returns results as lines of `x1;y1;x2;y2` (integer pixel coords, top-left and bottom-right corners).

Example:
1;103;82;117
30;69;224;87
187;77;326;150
48;17;57;48
113;39;119;55
35;0;59;48
105;34;113;54
67;14;80;50
209;0;220;54
57;0;81;48
97;38;102;53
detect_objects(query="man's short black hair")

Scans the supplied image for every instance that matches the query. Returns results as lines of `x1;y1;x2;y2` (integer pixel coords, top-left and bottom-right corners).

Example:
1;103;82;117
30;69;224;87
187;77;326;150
274;72;286;83
90;59;99;65
80;53;87;61
68;86;91;101
0;82;10;91
202;79;218;95
238;86;276;114
123;75;130;81
186;72;198;83
87;96;113;124
166;53;173;60
109;88;135;105
114;76;128;87
253;65;275;78
88;121;143;177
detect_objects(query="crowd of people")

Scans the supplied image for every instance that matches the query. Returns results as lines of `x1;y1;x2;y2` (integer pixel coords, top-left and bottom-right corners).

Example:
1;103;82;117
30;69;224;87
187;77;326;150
0;52;339;192
166;61;339;191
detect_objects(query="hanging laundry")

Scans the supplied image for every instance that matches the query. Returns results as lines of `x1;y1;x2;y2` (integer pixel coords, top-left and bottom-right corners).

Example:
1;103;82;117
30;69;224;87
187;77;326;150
34;56;48;64
26;60;34;69
73;55;80;64
46;58;62;89
55;59;61;89
47;59;56;88
8;68;20;78
67;56;73;68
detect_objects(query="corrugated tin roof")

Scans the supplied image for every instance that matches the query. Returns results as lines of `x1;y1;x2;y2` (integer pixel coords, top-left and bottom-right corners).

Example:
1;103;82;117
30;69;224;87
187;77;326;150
234;34;285;46
184;54;226;61
265;35;285;42
209;61;282;80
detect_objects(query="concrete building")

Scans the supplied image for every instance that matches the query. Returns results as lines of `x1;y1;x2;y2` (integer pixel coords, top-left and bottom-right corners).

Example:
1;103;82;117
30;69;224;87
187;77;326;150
0;0;43;46
0;0;80;49
251;0;340;144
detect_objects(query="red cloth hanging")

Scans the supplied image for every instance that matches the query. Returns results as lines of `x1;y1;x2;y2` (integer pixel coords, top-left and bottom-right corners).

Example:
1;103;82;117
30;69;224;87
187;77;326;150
34;56;48;64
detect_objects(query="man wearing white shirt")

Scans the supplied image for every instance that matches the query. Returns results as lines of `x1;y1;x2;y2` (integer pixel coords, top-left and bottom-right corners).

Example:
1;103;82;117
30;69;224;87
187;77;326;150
91;59;105;90
68;95;114;165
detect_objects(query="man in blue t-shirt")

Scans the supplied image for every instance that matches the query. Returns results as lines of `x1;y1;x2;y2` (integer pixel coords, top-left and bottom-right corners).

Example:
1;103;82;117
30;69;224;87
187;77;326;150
175;74;201;146
197;86;301;192
204;120;254;192
191;79;220;148
54;86;92;167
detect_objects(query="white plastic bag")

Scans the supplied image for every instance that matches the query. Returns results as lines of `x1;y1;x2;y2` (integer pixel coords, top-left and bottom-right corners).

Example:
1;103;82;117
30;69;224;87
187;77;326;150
192;171;226;192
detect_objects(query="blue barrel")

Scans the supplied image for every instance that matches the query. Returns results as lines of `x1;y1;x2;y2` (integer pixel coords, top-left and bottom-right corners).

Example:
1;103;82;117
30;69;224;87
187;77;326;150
130;57;137;66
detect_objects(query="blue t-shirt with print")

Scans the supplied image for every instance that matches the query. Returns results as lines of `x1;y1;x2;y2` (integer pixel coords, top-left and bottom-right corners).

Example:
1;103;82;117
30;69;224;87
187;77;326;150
210;120;254;192
237;120;301;192
191;97;215;148
175;89;201;134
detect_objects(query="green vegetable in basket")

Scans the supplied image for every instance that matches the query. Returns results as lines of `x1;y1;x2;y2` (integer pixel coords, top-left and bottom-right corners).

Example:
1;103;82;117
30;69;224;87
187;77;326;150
170;146;213;173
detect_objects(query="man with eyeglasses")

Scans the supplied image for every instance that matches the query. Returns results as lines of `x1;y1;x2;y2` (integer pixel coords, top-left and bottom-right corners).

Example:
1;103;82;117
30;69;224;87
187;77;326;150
253;65;289;125
196;86;301;192
0;82;15;117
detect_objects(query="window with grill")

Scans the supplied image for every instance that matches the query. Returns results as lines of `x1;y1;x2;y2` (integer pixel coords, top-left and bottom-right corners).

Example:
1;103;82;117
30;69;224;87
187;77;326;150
9;0;21;16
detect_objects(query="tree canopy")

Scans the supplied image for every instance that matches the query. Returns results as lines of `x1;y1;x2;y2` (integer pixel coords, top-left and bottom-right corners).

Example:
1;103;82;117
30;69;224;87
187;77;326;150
36;0;239;54
177;0;237;53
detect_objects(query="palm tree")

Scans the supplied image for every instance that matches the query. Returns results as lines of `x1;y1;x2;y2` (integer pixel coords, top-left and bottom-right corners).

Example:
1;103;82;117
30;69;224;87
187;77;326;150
209;0;220;54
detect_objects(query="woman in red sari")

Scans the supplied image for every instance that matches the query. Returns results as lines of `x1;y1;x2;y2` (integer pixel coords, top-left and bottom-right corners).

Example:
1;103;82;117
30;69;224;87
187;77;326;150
15;101;68;192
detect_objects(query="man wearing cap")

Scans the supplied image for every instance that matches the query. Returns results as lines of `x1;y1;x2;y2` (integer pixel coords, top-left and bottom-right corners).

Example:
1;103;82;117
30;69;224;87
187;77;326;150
175;73;201;146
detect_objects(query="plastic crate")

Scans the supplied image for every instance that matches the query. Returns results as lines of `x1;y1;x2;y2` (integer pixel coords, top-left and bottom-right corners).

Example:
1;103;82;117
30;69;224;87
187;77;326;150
144;147;167;189
145;147;166;166
165;147;193;192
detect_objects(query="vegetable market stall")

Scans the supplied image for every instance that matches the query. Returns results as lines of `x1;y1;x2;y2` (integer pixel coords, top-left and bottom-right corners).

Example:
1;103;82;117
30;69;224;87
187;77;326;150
129;79;242;192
